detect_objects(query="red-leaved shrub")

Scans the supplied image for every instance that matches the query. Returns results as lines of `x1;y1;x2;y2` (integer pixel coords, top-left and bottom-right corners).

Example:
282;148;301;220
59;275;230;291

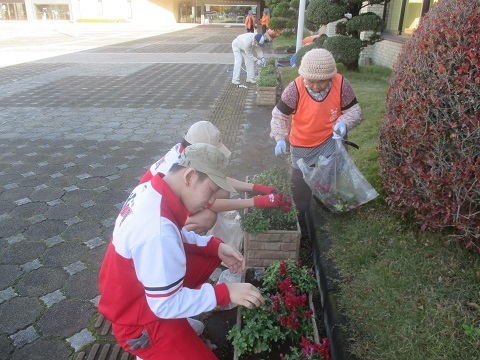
378;0;479;250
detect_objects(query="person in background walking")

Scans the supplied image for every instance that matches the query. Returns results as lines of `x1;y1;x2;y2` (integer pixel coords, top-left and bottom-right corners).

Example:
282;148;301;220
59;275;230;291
270;49;362;213
245;10;256;33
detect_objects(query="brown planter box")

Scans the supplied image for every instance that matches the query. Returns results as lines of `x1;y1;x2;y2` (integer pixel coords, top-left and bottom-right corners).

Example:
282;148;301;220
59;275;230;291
242;176;301;268
243;223;301;268
256;86;278;106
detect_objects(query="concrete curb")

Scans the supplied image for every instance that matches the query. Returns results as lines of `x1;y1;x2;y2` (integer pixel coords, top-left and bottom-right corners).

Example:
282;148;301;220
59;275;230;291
306;202;359;360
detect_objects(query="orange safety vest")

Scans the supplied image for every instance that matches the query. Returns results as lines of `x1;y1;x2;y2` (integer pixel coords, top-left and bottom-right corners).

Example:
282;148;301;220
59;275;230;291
289;74;343;147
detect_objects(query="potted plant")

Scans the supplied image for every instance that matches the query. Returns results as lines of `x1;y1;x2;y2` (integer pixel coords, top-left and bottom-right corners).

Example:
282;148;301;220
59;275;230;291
241;167;301;267
228;259;331;360
256;59;279;106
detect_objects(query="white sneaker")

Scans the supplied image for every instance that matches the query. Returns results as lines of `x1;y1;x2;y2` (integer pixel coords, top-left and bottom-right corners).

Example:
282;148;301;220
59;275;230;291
232;80;240;85
187;317;205;335
246;79;256;84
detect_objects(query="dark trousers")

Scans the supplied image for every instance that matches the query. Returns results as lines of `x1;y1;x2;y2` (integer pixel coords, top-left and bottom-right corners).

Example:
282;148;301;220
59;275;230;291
290;167;312;213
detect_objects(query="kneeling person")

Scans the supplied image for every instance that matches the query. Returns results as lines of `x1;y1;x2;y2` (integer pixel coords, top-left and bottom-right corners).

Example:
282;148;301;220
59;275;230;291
99;143;265;360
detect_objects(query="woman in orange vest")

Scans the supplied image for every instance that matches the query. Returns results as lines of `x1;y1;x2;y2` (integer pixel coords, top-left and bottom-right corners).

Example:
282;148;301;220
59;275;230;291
245;10;256;33
259;9;270;32
270;49;363;212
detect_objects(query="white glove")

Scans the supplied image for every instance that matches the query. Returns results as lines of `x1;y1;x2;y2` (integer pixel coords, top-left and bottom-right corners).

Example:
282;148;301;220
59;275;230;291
275;139;286;157
332;122;347;139
256;57;266;67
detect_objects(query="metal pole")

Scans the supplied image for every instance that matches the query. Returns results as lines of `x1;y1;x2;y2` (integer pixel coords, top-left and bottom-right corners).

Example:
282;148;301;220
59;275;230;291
296;0;306;53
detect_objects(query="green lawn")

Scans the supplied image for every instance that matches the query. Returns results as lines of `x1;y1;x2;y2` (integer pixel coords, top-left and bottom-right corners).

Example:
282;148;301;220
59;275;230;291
280;64;480;360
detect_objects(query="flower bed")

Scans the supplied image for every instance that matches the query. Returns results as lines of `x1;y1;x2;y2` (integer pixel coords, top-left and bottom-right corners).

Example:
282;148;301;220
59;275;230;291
242;167;301;267
228;260;331;360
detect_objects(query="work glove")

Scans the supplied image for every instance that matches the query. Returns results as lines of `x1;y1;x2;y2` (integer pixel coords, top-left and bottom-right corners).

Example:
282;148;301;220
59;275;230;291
256;57;266;67
252;184;279;195
253;193;283;208
126;329;151;350
332;122;347;139
275;139;286;157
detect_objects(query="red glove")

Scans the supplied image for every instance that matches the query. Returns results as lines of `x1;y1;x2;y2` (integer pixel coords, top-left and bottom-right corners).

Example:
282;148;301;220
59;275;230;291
252;184;279;195
253;193;283;208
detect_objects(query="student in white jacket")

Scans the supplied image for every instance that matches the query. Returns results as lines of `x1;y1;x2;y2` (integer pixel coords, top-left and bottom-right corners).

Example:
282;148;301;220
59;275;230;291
231;32;268;85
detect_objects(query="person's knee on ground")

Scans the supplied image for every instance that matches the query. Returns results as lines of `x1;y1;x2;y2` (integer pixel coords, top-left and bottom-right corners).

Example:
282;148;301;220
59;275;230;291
184;208;218;234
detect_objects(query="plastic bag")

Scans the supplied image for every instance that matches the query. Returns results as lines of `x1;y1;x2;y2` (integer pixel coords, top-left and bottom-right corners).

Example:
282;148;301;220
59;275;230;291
297;139;378;213
207;210;243;252
216;269;242;310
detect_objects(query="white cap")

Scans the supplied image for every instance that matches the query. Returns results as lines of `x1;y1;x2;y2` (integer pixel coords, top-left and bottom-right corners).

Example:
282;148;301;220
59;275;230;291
184;121;231;159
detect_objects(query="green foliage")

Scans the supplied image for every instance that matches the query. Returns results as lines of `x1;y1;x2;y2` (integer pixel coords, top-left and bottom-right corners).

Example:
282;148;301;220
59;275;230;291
462;324;480;337
294;43;316;67
257;64;278;87
268;17;286;31
323;35;363;70
257;74;278;87
265;57;277;67
379;0;480;249
305;0;387;69
346;12;385;34
241;167;298;233
227;260;318;357
305;0;345;31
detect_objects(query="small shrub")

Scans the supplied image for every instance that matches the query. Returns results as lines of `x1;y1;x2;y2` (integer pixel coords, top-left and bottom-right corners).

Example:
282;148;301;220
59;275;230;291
259;65;276;76
294;44;316;67
322;35;363;70
256;74;278;87
241;167;298;233
378;0;480;250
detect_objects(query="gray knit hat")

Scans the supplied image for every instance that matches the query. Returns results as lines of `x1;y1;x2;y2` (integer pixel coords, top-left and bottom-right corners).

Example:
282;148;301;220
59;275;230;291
298;49;337;81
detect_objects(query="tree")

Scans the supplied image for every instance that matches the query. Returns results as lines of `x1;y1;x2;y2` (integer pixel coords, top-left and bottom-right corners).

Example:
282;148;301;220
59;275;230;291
305;0;387;70
266;0;301;33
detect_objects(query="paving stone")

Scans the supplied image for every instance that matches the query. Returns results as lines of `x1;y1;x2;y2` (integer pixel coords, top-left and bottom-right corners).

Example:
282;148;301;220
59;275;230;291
67;328;96;352
44;235;65;247
84;237;105;249
62;221;103;243
0;265;22;289
40;289;66;308
64;261;87;276
80;204;117;223
24;219;67;240
0;335;14;357
0;241;45;265
14;197;32;206
77;177;109;190
63;270;99;300
61;189;97;204
10;339;72;360
82;244;109;270
21;259;43;273
29;187;65;202
6;234;26;245
0;200;14;213
0;288;17;303
46;198;64;206
15;266;68;297
41;242;86;267
45;203;82;220
37;300;95;338
10;202;48;219
0;297;42;334
10;325;40;347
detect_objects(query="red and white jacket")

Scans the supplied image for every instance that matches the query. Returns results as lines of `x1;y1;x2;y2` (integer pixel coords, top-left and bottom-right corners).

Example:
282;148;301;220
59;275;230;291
140;143;183;184
98;174;230;326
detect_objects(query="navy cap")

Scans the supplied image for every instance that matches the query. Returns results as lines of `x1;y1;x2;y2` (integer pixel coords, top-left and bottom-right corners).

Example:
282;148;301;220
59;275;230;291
254;33;265;47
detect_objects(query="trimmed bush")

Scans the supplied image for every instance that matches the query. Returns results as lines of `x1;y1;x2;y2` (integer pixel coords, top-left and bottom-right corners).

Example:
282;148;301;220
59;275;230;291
294;44;316;67
322;35;363;70
378;0;480;250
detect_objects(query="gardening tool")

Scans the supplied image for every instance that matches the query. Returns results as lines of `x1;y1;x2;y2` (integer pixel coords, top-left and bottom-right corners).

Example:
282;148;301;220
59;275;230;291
333;129;360;149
